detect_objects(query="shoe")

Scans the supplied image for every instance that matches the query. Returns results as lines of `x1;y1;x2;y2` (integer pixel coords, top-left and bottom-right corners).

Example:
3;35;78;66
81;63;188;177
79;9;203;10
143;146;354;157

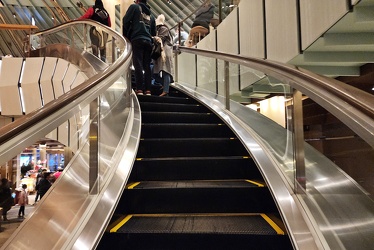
159;92;168;97
145;90;151;96
136;90;143;95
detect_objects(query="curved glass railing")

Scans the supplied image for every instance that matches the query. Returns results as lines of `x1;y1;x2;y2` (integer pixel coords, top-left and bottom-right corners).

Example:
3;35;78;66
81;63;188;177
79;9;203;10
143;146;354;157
0;20;140;250
174;46;374;250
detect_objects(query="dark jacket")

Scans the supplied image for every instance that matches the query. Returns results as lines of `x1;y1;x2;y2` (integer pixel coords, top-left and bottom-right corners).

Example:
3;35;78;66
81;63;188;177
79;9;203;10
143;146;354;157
122;3;156;42
0;186;13;212
38;178;52;197
192;4;214;30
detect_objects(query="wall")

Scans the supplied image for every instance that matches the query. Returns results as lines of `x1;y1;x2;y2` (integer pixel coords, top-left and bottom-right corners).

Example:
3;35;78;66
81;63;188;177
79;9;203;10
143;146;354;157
299;0;349;51
196;0;350;63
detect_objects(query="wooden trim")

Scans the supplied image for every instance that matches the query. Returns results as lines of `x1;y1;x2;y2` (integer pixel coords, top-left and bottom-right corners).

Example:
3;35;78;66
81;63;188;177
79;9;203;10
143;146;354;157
0;24;38;30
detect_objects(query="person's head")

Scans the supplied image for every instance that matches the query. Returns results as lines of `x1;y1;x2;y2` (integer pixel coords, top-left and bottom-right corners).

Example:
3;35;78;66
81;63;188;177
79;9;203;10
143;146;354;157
43;171;51;179
94;0;104;8
136;0;148;4
204;0;212;6
156;14;165;26
1;178;8;186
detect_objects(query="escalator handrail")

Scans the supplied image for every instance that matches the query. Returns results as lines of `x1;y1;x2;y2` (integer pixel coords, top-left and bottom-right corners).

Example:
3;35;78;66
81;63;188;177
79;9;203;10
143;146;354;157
178;46;374;148
0;20;131;163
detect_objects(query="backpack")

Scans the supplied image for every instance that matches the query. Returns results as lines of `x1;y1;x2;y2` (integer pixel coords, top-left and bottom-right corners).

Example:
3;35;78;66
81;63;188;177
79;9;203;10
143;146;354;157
91;7;109;25
138;5;152;35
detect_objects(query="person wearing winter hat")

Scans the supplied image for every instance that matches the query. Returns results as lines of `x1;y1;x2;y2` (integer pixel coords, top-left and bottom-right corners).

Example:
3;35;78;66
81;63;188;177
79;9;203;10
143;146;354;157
153;14;174;96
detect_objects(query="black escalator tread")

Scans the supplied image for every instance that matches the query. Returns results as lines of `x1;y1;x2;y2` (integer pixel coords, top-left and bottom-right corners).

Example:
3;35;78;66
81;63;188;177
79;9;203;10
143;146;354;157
121;186;277;214
140;102;209;113
116;214;282;235
142;111;222;123
131;156;263;181
102;214;293;250
137;138;249;158
127;179;263;189
137;94;196;104
141;123;236;138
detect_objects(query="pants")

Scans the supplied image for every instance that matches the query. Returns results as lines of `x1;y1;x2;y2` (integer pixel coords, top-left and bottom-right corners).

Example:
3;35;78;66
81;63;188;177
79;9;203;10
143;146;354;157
18;205;25;217
162;71;172;93
89;27;108;61
34;192;40;203
132;39;153;92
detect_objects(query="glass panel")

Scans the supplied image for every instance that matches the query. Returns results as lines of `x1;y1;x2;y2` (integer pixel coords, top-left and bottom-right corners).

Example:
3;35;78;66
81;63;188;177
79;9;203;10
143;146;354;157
193;56;297;186
303;98;374;198
30;22;123;64
98;76;128;191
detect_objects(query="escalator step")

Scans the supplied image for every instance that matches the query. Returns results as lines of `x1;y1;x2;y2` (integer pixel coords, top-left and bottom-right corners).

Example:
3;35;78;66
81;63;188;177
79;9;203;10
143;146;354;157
137;138;249;158
141;111;222;123
130;156;263;181
120;186;277;214
137;95;196;104
111;214;284;235
99;214;293;250
140;102;209;113
126;179;264;189
141;123;235;138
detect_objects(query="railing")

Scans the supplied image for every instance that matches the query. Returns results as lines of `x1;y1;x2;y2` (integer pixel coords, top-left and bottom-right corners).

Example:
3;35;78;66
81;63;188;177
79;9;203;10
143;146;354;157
0;20;139;250
174;46;374;249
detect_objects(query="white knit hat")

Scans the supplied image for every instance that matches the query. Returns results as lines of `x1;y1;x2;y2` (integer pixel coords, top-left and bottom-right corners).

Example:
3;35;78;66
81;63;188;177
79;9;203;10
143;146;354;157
156;14;165;26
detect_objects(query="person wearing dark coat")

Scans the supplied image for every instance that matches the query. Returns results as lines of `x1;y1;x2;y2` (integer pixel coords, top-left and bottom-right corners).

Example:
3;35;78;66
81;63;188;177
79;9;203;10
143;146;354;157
0;178;13;221
192;0;215;30
122;0;156;96
38;172;53;199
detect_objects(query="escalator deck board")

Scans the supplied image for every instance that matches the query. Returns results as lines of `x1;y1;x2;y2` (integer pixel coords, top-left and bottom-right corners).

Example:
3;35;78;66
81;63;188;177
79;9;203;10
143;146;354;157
111;214;283;235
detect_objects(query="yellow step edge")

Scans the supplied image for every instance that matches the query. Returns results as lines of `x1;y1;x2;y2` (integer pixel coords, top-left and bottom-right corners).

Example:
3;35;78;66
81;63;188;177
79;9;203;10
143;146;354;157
127;182;141;189
245;180;265;187
109;214;285;235
106;215;128;232
260;214;285;235
110;215;133;233
128;213;261;217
